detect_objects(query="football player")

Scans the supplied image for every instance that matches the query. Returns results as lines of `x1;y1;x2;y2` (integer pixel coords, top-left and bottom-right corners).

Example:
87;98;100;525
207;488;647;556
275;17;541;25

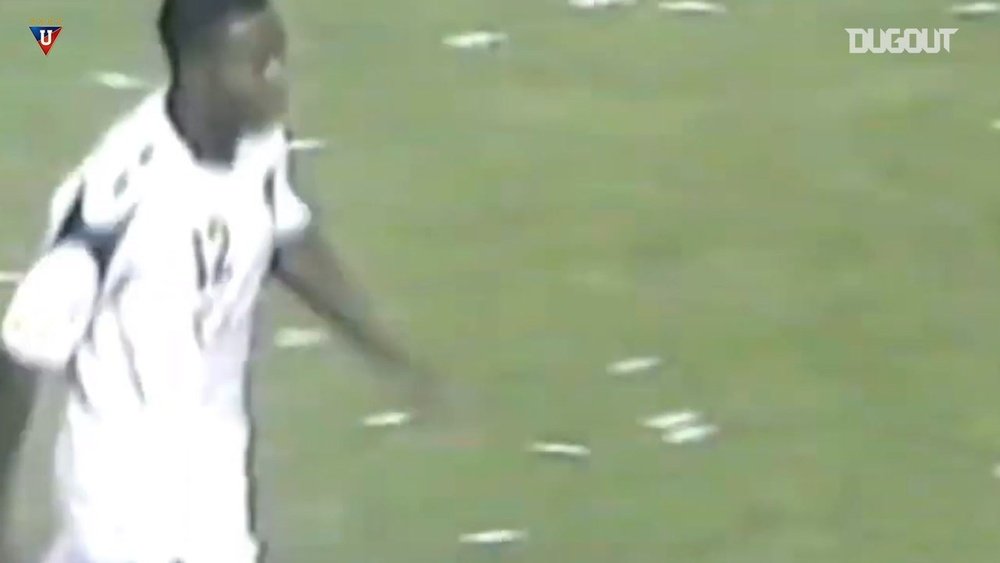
2;0;436;560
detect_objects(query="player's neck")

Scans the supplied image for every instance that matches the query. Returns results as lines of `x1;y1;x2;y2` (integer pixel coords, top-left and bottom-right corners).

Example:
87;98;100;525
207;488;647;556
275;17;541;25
167;84;243;167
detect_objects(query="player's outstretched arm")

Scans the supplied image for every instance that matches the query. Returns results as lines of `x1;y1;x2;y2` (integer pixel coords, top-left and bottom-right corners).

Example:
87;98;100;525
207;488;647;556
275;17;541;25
273;227;438;409
273;226;406;365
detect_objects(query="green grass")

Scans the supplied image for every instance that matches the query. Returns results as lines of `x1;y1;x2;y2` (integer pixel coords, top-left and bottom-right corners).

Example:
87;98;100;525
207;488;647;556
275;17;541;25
5;0;1000;561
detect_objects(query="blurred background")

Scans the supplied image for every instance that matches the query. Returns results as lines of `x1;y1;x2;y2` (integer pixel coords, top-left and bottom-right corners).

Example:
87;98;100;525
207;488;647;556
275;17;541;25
4;0;1000;561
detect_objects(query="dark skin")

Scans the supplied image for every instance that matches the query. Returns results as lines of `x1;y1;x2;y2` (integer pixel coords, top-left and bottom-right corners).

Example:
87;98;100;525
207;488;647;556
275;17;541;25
170;8;437;406
0;10;436;544
0;350;35;556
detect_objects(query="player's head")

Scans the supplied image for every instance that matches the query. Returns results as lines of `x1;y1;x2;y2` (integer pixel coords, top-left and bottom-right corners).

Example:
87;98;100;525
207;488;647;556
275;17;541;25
158;0;288;130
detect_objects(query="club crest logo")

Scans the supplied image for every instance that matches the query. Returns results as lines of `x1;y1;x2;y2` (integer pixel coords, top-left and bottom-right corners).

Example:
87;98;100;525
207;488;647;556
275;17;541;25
29;19;63;56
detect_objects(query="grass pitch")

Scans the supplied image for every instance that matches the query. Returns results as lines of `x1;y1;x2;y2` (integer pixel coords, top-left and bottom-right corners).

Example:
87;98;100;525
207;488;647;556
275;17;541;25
4;0;1000;561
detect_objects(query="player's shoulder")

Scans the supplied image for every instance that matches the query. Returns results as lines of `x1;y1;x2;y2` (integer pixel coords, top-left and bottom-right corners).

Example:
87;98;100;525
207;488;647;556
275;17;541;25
67;91;169;229
84;91;166;174
240;124;292;164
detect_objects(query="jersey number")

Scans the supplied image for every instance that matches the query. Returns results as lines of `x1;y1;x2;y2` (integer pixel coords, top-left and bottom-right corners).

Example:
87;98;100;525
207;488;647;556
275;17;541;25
192;217;232;347
192;216;232;291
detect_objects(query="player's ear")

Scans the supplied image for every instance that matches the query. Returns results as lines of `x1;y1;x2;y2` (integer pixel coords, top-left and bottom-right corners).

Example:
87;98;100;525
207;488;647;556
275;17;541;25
263;55;285;83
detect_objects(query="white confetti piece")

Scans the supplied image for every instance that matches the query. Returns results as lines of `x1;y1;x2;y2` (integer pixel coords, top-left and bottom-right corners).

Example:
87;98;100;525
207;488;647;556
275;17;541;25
641;410;701;431
0;271;23;285
608;356;662;375
459;529;528;545
361;410;413;428
993;463;1000;479
289;138;328;152
990;119;1000;130
568;270;630;293
274;327;326;349
528;441;592;459
443;31;508;50
569;0;637;9
658;1;728;14
662;424;718;445
91;71;150;91
950;2;999;17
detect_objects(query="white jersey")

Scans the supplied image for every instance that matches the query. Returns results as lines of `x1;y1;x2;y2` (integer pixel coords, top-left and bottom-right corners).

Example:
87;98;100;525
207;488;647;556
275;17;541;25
45;90;310;562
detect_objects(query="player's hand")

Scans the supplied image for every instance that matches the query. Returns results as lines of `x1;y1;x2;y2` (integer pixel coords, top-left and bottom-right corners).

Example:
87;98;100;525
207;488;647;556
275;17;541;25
398;364;446;424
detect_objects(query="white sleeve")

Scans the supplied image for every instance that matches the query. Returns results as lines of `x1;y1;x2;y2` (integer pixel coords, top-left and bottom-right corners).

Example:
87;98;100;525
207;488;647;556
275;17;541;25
41;111;146;250
270;136;313;246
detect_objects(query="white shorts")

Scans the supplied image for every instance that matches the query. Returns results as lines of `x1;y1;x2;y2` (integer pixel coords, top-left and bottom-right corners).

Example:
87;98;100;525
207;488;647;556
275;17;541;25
48;398;260;563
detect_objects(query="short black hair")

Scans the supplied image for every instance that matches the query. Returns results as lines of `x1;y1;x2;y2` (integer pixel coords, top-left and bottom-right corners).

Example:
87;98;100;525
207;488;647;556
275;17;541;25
158;0;269;76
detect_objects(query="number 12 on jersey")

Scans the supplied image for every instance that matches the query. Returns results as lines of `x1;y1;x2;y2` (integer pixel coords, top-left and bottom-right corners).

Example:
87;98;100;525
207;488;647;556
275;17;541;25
192;216;232;291
192;217;232;347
